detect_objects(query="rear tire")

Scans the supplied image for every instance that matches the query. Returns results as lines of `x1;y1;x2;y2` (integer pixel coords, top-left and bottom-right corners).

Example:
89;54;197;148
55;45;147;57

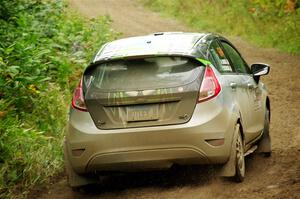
235;130;245;182
263;151;271;157
71;185;91;193
71;186;84;193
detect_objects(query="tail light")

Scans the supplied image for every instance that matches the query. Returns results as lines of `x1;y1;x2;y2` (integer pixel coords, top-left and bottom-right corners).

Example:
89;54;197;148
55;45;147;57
71;78;87;111
198;66;221;103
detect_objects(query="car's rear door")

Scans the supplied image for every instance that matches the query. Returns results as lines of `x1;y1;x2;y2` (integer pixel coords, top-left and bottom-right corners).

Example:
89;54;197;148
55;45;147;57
220;40;263;143
207;39;239;117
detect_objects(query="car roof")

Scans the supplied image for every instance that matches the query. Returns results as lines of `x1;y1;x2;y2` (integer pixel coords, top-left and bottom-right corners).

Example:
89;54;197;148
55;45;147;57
93;32;212;63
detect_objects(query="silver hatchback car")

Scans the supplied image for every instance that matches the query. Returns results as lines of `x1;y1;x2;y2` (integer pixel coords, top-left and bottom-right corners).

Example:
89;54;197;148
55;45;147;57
64;32;271;188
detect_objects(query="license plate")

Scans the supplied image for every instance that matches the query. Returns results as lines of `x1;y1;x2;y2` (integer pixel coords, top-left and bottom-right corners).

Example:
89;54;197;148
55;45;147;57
126;105;159;122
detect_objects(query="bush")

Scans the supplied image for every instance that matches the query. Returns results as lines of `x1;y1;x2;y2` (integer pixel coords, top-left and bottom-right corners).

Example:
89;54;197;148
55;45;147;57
0;0;116;197
143;0;300;53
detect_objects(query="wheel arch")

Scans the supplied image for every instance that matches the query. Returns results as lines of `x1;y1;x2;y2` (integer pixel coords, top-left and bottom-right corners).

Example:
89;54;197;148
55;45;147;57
236;117;245;140
230;100;245;142
236;112;245;142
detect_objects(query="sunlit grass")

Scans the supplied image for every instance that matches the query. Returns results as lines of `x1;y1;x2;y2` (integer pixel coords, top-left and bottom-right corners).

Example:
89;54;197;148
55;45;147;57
142;0;300;53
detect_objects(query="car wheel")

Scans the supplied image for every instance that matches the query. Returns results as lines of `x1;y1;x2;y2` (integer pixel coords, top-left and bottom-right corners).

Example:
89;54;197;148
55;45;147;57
235;130;245;182
71;185;89;193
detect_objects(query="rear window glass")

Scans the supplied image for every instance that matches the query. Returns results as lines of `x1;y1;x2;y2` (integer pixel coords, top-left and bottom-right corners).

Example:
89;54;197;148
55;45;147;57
84;56;202;91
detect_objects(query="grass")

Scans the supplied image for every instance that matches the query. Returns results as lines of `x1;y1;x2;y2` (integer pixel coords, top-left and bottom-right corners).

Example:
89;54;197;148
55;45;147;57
0;0;117;198
142;0;300;54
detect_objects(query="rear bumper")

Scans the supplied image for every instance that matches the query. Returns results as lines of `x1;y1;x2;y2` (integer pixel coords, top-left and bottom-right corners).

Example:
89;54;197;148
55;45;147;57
83;147;208;172
65;98;238;174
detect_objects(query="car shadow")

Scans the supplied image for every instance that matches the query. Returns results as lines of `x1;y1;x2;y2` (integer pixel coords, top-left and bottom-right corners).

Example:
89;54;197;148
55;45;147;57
76;164;219;196
72;153;270;197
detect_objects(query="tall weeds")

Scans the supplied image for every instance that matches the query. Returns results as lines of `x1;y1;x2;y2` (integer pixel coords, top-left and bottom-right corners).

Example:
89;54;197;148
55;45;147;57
0;0;116;197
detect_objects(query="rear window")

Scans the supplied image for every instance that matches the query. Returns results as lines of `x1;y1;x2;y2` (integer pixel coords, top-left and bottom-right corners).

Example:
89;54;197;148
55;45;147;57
84;56;202;91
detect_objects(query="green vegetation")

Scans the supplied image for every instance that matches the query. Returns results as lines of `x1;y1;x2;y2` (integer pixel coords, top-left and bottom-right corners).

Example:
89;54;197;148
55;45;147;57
143;0;300;53
0;0;116;197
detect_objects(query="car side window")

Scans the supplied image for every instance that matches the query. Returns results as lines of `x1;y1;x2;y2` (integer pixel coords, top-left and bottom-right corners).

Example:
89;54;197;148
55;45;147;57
208;40;233;73
221;42;250;74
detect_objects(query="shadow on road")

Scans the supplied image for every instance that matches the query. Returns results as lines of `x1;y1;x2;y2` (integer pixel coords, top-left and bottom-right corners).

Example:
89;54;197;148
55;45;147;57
72;153;270;197
78;165;218;195
32;152;281;199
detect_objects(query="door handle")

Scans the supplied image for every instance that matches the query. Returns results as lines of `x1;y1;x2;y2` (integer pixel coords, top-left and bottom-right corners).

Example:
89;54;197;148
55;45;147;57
247;83;257;89
247;83;254;89
230;82;237;89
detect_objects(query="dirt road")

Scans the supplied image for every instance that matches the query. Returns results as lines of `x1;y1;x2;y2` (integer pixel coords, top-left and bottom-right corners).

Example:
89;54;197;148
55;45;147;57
35;0;300;198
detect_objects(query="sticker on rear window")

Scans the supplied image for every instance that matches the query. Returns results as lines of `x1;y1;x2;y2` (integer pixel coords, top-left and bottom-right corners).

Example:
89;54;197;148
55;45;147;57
221;59;230;66
220;59;232;71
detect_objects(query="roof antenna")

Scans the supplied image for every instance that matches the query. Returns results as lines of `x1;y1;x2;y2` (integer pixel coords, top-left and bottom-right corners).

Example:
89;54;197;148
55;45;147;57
154;32;164;36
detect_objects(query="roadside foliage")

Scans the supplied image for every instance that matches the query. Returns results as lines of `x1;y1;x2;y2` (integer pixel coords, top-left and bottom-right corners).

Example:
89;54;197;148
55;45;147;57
0;0;116;197
143;0;300;53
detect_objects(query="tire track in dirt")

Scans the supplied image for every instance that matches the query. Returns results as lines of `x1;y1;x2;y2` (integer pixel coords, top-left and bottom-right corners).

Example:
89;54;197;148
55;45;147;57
35;0;300;198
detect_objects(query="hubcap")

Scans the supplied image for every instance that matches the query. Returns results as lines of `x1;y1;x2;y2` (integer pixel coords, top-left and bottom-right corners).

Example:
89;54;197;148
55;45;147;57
236;135;245;177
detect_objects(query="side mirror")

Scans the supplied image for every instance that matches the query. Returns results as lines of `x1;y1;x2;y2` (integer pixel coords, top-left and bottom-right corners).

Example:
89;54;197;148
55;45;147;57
251;63;270;76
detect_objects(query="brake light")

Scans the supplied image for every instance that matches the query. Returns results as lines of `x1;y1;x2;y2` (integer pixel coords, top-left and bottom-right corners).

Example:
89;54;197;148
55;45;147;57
71;78;87;111
198;66;221;103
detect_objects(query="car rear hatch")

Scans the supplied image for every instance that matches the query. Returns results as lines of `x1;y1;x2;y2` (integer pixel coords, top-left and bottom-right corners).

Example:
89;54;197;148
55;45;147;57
83;56;204;129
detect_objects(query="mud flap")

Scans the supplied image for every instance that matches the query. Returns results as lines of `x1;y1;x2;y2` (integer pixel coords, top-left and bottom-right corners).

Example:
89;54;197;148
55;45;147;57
257;113;271;153
257;133;271;153
220;124;239;177
63;139;97;187
257;128;272;153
